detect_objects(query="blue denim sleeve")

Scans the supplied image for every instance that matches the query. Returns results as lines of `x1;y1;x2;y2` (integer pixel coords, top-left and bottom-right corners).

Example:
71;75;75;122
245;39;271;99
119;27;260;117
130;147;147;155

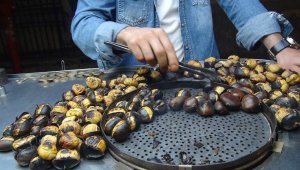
71;0;128;70
217;0;293;50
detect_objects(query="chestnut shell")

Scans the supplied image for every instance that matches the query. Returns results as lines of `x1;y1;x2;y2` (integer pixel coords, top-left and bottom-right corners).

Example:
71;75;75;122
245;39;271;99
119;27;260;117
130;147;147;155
104;117;122;135
169;96;186;111
241;94;260;113
14;145;38;167
81;135;106;159
214;101;229;115
111;120;131;142
29;156;51;170
183;97;198;113
220;92;241;111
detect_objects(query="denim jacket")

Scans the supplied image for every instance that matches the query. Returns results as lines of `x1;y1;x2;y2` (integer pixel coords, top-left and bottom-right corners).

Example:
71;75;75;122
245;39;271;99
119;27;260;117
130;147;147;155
71;0;293;70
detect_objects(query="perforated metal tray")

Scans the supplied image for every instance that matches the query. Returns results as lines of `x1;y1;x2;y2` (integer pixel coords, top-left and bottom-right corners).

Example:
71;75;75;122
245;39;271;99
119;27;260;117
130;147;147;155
100;81;277;170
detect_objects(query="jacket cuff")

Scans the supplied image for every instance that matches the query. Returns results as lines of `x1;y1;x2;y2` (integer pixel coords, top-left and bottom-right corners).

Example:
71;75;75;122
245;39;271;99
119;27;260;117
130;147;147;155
236;12;293;50
94;21;129;70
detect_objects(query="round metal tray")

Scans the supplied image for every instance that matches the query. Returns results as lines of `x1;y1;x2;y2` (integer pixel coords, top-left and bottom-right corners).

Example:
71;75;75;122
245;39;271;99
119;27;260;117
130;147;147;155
101;81;276;170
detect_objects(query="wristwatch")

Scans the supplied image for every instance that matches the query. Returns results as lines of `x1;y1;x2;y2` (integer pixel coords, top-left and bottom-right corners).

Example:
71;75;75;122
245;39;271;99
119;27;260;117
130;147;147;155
268;37;300;60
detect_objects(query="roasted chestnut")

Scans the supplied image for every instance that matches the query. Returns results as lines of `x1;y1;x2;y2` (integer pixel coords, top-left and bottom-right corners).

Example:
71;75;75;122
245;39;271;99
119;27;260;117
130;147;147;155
124;77;138;87
153;99;168;115
0;136;14;152
255;82;272;93
2;124;13;137
275;108;300;130
288;90;300;103
217;67;229;76
107;107;126;119
34;104;52;117
14;145;38;167
66;108;84;118
104;117;122;135
228;55;240;62
33;114;49;127
81;124;101;139
234;66;250;78
245;59;257;69
271;79;289;93
86;76;101;89
227;88;245;102
269;104;281;114
50;105;68;118
134;75;147;84
222;75;237;85
81;135;106;159
214;86;225;95
136;67;150;75
30;126;41;136
84;110;102;124
204;57;216;68
38;135;58;160
138;106;154;123
138;88;151;97
250;73;266;83
103;95;114;107
197;100;215;116
29;156;51;170
62;90;75;101
50;113;64;125
151;89;163;100
241;94;260;113
138;83;148;89
274;96;298;109
111;120;131;142
72;95;86;104
71;84;86;95
81;98;92;110
12;118;32;138
176;89;191;99
266;63;282;73
66;101;80;109
125;111;141;131
208;91;219;103
59;132;81;149
220;92;241;111
254;64;264;73
125;86;137;94
59;121;81;135
238;78;254;89
269;90;283;100
40;125;59;137
115;100;128;109
148;70;163;82
214;101;229;115
255;90;268;102
87;90;104;103
52;149;80;169
140;96;154;107
169;96;186;111
183;97;198;113
265;71;278;82
12;135;36;151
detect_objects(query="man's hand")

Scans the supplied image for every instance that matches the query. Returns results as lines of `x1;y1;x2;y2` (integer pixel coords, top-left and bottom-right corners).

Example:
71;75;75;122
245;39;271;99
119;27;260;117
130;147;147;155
262;33;300;74
276;48;300;74
116;27;179;72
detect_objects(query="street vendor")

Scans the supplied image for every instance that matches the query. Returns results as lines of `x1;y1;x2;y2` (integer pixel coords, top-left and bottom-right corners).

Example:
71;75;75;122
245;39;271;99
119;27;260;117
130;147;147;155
71;0;300;74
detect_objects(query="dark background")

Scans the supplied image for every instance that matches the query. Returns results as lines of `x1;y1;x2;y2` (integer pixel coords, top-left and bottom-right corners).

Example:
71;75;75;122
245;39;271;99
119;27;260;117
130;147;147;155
0;0;299;73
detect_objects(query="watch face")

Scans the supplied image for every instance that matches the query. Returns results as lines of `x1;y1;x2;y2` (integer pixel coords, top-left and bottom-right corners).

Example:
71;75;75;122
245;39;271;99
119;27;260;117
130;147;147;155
286;37;300;49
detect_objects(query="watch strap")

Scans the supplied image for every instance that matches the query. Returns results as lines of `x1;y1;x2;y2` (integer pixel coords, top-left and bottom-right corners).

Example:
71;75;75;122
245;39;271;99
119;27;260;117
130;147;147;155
269;39;290;57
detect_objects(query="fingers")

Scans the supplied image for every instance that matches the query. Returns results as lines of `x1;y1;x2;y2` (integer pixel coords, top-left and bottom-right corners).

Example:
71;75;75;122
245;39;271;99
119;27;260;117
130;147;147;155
139;40;157;66
148;37;168;72
127;41;145;63
156;29;179;72
291;65;300;75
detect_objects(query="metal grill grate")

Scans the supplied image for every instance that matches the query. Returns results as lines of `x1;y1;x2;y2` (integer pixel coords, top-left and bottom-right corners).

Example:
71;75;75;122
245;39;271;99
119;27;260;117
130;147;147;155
102;81;275;169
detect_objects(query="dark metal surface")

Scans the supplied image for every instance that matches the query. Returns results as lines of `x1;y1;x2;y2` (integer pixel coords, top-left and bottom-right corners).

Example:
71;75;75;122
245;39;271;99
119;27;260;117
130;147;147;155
0;70;299;170
101;81;276;170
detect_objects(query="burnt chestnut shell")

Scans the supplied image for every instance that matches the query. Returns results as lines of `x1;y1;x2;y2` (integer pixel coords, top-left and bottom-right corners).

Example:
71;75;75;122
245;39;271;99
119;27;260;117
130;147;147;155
197;100;215;116
34;104;52;117
81;135;106;159
153;99;168;115
2;124;13;137
138;106;154;123
12;118;32;138
33;115;49;127
183;97;198;113
107;107;126;119
125;111;141;131
208;91;219;103
274;96;298;109
241;94;260;113
52;149;80;169
176;89;191;99
104;117;122;135
14;145;38;167
12;135;37;151
40;125;59;137
275;108;300;130
0;136;14;152
151;89;163;100
169;96;186;111
220;92;241;111
214;101;229;115
227;88;245;102
84;110;102;124
38;135;58;161
111;120;131;142
59;132;81;149
29;156;51;170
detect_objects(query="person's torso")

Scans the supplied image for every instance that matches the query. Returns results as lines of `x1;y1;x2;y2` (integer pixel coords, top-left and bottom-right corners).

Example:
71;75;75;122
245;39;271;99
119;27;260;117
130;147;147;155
115;0;220;67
